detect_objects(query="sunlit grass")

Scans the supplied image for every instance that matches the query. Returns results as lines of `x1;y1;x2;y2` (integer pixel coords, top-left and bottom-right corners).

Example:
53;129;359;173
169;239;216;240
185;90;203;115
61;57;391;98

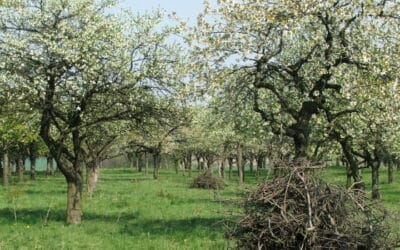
0;165;398;249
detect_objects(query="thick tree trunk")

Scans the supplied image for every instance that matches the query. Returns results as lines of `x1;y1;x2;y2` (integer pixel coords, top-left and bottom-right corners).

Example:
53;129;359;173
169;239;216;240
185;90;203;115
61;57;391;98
17;158;24;182
371;162;380;200
3;152;9;186
30;156;36;180
46;156;54;176
388;160;394;184
67;180;83;224
237;144;244;185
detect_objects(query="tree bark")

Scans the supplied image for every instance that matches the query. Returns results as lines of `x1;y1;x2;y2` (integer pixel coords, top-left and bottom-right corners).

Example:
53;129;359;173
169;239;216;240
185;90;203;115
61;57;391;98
184;154;192;177
256;155;263;176
371;162;380;200
30;155;36;180
67;180;83;224
3;152;9;186
86;160;100;195
343;161;352;188
237;144;244;185
228;157;233;180
17;157;24;182
220;158;225;178
145;153;149;175
153;152;160;179
136;156;139;172
249;158;254;173
196;155;201;170
335;135;364;190
139;154;144;172
206;157;213;169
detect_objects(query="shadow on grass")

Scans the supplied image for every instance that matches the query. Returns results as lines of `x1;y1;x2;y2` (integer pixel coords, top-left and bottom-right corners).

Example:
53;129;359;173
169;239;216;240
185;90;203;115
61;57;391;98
121;217;230;238
24;189;65;196
99;177;152;182
0;208;140;225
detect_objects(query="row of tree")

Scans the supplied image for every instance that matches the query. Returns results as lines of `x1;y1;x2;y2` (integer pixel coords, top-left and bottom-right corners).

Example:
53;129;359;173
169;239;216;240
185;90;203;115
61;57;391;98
1;0;400;224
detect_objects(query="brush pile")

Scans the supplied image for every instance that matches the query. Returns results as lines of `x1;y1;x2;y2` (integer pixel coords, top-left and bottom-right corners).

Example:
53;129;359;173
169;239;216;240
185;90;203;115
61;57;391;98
228;160;398;249
190;171;225;190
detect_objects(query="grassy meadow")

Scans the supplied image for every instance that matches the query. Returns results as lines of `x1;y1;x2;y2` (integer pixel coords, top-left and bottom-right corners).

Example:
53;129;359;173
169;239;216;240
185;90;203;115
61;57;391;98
0;166;399;249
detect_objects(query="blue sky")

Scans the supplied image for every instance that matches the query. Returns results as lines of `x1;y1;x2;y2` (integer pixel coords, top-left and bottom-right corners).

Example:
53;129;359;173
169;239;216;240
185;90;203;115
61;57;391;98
118;0;211;24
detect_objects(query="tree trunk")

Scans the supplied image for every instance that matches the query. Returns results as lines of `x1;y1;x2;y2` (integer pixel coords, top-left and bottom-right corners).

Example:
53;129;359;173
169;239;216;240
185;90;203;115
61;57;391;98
3;152;9;186
237;144;244;185
17;157;24;182
138;154;143;172
145;153;149;175
388;160;394;184
339;137;364;190
174;158;179;174
196;156;201;170
184;154;192;177
345;162;352;188
206;157;213;169
67;180;83;224
153;152;160;179
256;156;263;178
30;156;36;180
86;160;100;195
46;156;54;176
220;158;225;178
371;162;380;200
228;157;233;180
249;158;254;173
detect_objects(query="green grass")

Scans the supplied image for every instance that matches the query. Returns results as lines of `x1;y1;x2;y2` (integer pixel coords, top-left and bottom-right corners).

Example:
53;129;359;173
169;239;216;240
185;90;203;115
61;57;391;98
0;169;244;250
0;166;399;249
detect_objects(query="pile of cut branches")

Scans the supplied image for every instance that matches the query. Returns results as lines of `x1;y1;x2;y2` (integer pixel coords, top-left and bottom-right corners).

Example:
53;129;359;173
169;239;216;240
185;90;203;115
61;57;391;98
228;160;399;249
190;171;225;190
